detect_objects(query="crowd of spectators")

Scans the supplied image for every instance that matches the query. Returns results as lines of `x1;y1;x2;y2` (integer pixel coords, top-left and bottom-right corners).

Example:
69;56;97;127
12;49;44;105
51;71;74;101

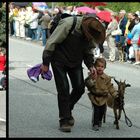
9;3;140;65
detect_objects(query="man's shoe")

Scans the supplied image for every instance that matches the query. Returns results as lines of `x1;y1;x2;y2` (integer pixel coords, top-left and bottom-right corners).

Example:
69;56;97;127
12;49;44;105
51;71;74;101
59;119;72;132
68;116;75;126
92;125;99;131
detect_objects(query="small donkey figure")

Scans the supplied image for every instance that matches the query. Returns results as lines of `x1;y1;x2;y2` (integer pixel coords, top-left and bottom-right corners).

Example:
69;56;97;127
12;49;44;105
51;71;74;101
103;78;131;129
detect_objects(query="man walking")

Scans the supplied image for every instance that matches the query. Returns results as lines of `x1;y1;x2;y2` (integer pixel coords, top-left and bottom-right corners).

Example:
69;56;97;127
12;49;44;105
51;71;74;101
41;15;106;132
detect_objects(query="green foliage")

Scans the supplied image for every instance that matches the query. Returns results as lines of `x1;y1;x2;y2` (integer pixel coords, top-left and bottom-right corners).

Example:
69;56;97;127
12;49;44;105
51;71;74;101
0;2;6;47
106;2;140;13
46;2;140;13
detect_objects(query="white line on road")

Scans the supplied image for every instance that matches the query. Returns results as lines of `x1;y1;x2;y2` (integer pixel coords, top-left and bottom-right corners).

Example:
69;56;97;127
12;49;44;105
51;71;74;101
0;118;6;122
26;64;33;68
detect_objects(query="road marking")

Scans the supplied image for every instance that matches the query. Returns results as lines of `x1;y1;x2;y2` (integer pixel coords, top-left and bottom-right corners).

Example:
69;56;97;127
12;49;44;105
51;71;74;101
26;64;33;68
0;118;6;122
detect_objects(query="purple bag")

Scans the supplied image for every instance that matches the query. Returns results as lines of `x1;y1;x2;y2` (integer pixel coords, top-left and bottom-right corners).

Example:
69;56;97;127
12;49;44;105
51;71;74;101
27;63;52;82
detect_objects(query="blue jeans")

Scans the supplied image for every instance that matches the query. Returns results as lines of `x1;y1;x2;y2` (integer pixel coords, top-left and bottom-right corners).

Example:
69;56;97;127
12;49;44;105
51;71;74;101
31;28;37;40
42;28;47;46
36;25;42;41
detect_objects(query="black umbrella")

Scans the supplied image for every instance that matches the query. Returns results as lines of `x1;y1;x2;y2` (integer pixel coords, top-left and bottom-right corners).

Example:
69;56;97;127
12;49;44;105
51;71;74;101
12;2;29;7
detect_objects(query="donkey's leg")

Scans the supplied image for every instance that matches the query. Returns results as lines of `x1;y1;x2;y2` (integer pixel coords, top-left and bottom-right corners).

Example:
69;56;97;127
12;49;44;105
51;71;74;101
118;109;122;120
113;108;119;129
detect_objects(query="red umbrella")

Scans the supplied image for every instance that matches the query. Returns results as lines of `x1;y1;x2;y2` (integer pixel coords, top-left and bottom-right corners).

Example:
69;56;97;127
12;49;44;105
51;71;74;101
84;2;107;7
76;6;97;14
97;11;111;23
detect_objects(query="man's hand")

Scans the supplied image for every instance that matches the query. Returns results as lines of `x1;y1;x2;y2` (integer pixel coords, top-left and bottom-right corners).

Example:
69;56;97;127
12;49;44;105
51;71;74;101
89;66;97;79
40;64;49;74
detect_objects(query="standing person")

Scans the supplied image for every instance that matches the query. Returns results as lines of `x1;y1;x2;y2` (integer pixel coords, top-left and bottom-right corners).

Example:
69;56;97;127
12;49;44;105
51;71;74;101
28;8;39;41
9;3;15;36
124;13;134;62
106;12;118;62
39;10;51;47
0;47;6;90
85;58;118;131
131;17;140;65
13;6;20;37
128;13;139;32
24;6;33;40
119;10;128;36
99;21;109;58
40;15;106;132
18;7;26;38
36;10;44;42
118;10;128;61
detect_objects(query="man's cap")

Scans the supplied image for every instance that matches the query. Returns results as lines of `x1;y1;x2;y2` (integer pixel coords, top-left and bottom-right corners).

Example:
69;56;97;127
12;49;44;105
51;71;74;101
81;16;106;44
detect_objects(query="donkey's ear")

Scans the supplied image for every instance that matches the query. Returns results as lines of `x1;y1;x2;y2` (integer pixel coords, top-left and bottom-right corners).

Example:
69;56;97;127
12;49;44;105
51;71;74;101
114;78;119;85
126;84;131;87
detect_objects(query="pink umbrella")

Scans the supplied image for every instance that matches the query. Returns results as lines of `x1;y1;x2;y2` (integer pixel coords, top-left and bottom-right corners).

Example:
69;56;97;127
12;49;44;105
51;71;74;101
32;2;47;11
32;2;47;7
76;6;97;14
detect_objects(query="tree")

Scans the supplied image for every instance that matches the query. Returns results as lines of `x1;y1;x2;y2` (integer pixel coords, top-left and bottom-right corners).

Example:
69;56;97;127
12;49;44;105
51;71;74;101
0;2;6;48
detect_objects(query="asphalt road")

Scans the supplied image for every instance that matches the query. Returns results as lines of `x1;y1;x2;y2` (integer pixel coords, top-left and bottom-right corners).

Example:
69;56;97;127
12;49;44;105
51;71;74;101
0;90;6;138
9;37;140;138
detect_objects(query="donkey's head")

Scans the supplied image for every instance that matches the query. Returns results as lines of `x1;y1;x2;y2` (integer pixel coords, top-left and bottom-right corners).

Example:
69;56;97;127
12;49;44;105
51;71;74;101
114;78;131;97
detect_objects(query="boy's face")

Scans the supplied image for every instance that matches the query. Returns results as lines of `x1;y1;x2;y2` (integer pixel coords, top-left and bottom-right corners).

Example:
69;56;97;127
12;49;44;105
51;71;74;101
95;62;105;75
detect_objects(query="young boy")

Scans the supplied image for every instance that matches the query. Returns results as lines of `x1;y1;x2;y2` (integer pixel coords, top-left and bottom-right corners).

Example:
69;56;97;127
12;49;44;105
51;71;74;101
85;58;118;131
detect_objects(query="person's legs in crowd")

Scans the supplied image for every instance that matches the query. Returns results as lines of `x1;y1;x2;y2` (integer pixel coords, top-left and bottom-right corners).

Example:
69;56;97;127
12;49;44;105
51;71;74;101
32;28;37;41
25;27;29;38
19;23;25;38
26;27;32;40
15;20;20;37
99;43;104;58
107;36;116;62
12;20;16;36
36;25;42;41
10;20;14;36
42;28;47;47
125;43;131;62
133;45;140;65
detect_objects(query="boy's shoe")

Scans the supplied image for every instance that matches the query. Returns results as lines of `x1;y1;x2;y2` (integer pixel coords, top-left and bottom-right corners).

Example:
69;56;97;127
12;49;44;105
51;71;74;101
59;119;72;132
98;121;102;127
92;125;99;131
68;116;75;126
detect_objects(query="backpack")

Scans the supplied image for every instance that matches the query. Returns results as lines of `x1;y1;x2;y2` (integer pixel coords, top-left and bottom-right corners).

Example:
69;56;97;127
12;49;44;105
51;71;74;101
49;13;77;35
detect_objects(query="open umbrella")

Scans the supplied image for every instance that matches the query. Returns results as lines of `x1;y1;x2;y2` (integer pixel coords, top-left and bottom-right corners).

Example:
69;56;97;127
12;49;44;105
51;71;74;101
97;11;111;23
84;2;107;7
32;2;48;11
32;2;47;7
12;2;29;7
76;6;96;14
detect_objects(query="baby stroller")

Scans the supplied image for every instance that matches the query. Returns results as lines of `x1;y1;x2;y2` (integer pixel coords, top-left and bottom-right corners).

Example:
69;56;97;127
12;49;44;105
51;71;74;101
0;70;6;90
